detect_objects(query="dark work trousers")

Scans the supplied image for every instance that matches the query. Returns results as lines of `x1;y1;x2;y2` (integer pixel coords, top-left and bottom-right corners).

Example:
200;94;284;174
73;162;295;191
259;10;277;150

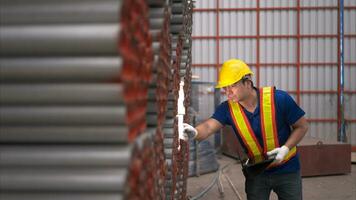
245;171;302;200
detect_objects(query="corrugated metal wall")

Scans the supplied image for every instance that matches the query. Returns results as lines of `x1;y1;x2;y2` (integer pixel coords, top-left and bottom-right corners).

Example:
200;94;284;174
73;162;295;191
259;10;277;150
191;0;356;147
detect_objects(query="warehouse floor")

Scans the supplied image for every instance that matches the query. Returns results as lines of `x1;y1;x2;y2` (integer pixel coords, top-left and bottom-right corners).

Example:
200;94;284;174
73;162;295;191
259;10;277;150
187;154;356;200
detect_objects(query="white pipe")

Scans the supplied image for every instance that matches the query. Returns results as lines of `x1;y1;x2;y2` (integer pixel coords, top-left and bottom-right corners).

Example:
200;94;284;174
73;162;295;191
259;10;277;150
177;81;186;150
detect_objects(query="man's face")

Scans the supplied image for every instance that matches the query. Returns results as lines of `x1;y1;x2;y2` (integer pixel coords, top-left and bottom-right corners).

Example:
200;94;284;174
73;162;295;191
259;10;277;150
222;80;248;102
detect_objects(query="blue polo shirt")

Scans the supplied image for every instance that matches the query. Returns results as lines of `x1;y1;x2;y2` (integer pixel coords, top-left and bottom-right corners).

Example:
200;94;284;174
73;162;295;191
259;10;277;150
212;87;305;174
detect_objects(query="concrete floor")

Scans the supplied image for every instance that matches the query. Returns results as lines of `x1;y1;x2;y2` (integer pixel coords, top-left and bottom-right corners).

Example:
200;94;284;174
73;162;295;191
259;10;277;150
187;155;356;200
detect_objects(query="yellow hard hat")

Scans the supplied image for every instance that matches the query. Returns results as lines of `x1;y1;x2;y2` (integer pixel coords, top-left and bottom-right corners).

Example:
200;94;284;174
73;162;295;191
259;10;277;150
215;59;254;88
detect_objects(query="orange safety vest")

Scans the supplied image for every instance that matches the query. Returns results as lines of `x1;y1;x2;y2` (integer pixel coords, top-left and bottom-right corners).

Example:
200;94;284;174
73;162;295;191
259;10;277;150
228;87;296;167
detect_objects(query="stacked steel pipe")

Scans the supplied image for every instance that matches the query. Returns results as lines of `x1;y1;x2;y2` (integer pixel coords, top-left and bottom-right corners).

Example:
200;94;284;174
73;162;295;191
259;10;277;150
0;0;151;199
126;129;158;199
147;0;173;199
119;0;154;141
163;0;194;199
0;0;194;199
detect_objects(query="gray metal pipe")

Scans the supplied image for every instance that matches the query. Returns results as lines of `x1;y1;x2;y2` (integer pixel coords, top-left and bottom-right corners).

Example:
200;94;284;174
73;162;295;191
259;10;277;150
183;41;192;48
147;0;166;7
0;57;122;82
172;54;188;61
165;159;173;167
0;193;123;200
149;7;165;18
0;0;122;24
146;102;158;113
150;29;162;42
0;126;129;143
152;42;161;54
150;18;165;30
0;168;127;192
172;49;189;56
147;114;158;126
163;119;175;128
0;145;131;167
164;148;174;158
171;15;184;24
171;4;184;14
164;138;174;148
0;106;126;125
0;24;120;56
0;84;124;105
170;24;183;33
147;89;157;101
180;63;187;69
338;0;346;142
163;129;175;138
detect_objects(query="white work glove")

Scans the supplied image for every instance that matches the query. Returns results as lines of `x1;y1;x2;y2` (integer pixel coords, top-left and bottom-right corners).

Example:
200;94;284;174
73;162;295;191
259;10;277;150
182;123;198;141
266;145;290;164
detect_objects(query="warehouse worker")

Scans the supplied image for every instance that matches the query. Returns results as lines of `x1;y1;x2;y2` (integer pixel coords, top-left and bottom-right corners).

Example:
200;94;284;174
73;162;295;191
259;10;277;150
183;59;308;200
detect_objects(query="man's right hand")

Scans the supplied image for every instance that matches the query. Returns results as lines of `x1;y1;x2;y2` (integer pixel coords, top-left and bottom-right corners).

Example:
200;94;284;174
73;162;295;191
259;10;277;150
182;123;198;141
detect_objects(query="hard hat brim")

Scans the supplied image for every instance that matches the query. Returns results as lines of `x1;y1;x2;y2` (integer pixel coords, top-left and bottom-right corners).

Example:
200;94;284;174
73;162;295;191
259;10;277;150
215;72;254;89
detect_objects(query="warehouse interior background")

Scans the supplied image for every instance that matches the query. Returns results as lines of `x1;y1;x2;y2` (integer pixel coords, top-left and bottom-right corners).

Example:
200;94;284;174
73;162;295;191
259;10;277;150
188;1;355;199
191;0;356;147
0;0;355;200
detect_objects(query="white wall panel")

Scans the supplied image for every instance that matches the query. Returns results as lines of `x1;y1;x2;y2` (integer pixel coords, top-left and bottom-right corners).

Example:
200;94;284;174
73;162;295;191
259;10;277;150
344;5;356;146
300;0;337;6
219;12;256;36
345;94;356;118
301;94;338;118
301;10;337;34
345;0;356;6
191;67;217;83
259;66;297;91
195;0;216;8
260;11;297;35
192;12;216;36
300;66;338;90
192;40;216;63
260;0;296;7
348;122;356;146
345;10;356;33
260;39;296;62
220;39;256;63
220;0;256;8
345;67;356;91
345;39;356;62
308;123;338;141
301;39;337;62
